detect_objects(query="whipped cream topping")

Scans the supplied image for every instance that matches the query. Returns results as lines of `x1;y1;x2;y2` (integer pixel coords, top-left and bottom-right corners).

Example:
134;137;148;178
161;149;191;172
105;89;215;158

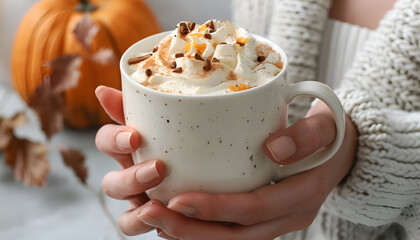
129;20;283;95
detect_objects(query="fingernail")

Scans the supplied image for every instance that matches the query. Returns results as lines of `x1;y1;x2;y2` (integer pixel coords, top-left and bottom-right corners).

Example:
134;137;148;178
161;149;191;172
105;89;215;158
116;131;133;150
157;231;172;239
136;161;161;185
137;212;163;228
267;135;296;163
95;85;105;98
167;201;196;216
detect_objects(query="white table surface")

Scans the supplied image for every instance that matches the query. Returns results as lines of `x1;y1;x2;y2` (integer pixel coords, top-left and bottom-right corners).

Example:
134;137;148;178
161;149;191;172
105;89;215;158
0;84;160;240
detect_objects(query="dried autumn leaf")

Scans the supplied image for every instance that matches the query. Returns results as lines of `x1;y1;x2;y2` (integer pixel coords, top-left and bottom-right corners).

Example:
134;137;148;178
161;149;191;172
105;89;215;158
29;54;82;139
29;80;65;139
73;13;99;52
0;112;27;148
91;48;117;65
45;54;82;93
59;146;88;184
4;135;50;187
73;14;116;65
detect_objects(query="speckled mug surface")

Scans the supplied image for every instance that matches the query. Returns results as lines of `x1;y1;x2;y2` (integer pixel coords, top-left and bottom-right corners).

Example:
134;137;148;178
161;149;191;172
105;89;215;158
120;32;346;205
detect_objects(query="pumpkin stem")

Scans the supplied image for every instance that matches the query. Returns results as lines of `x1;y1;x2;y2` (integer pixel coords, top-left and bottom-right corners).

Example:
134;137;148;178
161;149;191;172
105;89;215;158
75;0;97;12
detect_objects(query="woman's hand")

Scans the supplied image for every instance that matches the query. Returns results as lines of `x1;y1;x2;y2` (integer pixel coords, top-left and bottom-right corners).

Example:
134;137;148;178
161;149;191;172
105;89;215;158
137;102;358;240
96;86;358;239
95;86;166;236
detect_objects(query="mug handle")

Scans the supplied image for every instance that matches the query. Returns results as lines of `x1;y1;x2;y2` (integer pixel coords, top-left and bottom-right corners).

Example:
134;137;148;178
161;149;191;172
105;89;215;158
274;81;346;181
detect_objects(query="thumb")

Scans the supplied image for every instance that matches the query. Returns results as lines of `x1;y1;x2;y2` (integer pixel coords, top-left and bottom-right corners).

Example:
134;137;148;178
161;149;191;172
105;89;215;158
264;111;336;165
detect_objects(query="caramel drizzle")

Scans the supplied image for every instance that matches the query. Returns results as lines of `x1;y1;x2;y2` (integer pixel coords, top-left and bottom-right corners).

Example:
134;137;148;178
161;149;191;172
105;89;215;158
128;53;152;65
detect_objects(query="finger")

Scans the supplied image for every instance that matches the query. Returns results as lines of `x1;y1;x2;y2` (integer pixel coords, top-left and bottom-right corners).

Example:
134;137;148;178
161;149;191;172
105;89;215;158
119;200;161;236
157;229;179;240
167;170;327;226
96;124;141;165
166;114;356;226
102;159;165;200
127;193;150;210
138;200;317;240
264;111;336;165
138;200;235;240
96;123;140;168
95;85;125;124
232;210;317;240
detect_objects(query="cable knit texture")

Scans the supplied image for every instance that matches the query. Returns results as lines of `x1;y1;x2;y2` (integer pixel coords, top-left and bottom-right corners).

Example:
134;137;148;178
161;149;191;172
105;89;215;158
233;0;331;123
325;0;420;238
233;0;420;239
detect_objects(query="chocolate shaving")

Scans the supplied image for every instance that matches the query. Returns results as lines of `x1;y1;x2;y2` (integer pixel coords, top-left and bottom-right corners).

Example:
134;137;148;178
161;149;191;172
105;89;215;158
145;69;152;76
204;33;212;39
152;46;159;53
203;59;211;71
212;57;220;62
220;42;227;45
209;29;216;33
128;53;152;65
194;53;204;61
188;22;196;31
175;53;184;58
236;41;246;47
257;56;266;62
173;67;183;73
170;61;177;69
179;22;189;35
206;20;215;30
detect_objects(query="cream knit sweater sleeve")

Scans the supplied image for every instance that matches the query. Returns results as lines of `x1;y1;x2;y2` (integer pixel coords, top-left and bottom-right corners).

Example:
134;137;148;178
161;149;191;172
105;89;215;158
233;0;420;238
323;0;420;237
232;0;332;123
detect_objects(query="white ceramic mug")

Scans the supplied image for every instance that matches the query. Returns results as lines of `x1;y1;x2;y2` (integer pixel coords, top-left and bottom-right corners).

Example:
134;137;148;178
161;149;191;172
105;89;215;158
120;32;346;205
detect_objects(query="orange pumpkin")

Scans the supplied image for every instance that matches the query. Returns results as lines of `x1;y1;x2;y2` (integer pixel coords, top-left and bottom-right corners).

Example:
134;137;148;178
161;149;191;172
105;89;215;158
11;0;161;128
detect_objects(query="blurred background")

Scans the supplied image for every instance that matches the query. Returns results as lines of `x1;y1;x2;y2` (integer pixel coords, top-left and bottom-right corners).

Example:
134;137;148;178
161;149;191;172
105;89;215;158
0;0;231;239
0;0;232;86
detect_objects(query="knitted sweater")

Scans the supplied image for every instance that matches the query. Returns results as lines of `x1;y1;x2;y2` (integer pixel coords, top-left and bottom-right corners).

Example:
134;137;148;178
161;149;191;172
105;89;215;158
233;0;420;239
